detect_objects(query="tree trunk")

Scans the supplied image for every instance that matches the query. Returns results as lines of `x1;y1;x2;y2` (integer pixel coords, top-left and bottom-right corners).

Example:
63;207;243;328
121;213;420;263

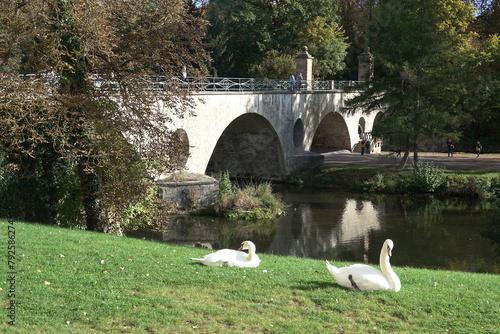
77;161;103;232
413;149;420;167
397;149;410;169
41;145;61;224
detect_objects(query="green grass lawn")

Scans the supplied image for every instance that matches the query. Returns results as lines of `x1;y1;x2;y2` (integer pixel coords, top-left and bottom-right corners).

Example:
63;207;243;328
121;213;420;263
2;220;499;333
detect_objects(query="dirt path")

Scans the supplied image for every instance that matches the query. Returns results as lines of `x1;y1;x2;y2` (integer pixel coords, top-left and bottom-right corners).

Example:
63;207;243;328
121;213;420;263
321;151;500;171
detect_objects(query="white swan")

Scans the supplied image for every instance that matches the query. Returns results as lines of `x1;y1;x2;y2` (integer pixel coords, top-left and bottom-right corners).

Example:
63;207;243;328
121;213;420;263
326;239;401;292
190;240;261;267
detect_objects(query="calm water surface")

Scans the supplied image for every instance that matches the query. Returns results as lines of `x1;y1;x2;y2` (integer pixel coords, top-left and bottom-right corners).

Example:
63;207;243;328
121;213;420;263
128;187;499;274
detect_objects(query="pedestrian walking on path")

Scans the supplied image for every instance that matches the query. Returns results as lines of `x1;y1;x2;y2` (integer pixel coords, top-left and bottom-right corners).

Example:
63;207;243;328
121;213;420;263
446;139;454;157
476;141;483;157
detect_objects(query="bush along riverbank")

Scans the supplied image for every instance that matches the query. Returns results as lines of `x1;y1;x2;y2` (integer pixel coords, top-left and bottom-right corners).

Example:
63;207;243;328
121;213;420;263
192;171;286;220
290;161;500;200
2;220;499;333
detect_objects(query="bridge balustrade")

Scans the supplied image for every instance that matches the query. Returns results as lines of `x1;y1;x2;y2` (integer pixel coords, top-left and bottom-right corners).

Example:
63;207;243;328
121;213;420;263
147;76;363;92
19;73;363;92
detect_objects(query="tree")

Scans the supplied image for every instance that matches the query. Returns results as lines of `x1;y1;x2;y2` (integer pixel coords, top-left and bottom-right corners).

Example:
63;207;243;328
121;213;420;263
338;0;379;79
204;0;348;79
345;0;476;168
471;0;500;37
0;0;209;232
456;35;500;150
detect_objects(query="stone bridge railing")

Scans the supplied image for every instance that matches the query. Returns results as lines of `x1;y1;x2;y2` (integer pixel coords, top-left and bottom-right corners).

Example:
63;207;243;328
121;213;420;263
20;73;363;92
147;76;363;92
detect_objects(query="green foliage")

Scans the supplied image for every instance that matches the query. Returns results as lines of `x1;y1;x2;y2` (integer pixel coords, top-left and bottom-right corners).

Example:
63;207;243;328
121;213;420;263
0;149;166;234
216;171;234;198
363;172;403;193
441;174;498;200
457;35;500;150
286;173;305;188
249;50;295;79
368;0;474;67
410;161;445;193
205;0;347;78
54;169;86;229
0;150;63;224
291;162;499;199
298;165;404;191
214;172;285;220
0;154;14;217
0;0;208;231
347;0;476;166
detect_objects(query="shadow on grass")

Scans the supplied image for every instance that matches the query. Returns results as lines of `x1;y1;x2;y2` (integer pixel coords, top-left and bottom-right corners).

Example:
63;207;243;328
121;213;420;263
292;279;343;291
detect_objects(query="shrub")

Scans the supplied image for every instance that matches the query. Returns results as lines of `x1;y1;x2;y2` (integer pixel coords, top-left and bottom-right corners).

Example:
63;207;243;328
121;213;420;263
0;152;58;223
410;161;444;193
216;171;234;198
214;173;285;220
361;171;408;194
439;175;497;199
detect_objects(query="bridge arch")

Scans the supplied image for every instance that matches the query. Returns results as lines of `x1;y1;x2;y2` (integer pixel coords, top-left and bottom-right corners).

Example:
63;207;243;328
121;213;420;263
310;112;351;152
371;112;384;135
205;113;286;179
168;128;190;170
368;111;385;151
293;119;305;149
358;117;366;138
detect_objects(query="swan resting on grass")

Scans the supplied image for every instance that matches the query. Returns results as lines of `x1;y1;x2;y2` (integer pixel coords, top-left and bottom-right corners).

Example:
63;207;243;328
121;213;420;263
190;240;261;267
326;239;401;292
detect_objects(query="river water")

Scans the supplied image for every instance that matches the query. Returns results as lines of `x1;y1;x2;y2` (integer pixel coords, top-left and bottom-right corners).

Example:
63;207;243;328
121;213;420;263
128;187;499;274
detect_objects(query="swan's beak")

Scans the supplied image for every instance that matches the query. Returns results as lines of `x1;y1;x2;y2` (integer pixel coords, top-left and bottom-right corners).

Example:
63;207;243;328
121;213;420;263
237;246;249;254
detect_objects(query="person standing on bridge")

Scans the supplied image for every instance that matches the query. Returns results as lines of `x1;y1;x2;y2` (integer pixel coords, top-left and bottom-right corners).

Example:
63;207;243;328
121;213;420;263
182;66;187;82
297;73;303;90
360;139;366;155
289;74;295;91
476;141;483;157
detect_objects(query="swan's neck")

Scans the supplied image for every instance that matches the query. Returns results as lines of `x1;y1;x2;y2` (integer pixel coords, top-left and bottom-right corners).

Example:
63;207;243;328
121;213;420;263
246;247;255;261
380;249;401;291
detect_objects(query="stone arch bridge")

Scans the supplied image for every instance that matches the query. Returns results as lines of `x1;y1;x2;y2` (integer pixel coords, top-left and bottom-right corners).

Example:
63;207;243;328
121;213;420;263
162;86;382;180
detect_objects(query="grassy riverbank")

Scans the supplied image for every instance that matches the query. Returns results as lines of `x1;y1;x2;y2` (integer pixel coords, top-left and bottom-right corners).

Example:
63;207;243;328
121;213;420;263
292;162;500;199
2;220;499;333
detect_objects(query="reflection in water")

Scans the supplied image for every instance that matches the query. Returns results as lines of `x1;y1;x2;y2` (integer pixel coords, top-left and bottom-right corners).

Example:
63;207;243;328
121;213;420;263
403;195;444;226
146;215;277;251
160;216;219;247
127;190;499;274
267;199;381;263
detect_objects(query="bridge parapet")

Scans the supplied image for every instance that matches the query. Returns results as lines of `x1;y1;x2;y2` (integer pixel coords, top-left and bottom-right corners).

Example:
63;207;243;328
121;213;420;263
147;76;364;92
21;72;363;93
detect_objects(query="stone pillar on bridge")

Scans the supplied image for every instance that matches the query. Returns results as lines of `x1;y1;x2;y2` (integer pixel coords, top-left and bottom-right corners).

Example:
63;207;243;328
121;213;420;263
358;47;374;82
296;46;314;90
